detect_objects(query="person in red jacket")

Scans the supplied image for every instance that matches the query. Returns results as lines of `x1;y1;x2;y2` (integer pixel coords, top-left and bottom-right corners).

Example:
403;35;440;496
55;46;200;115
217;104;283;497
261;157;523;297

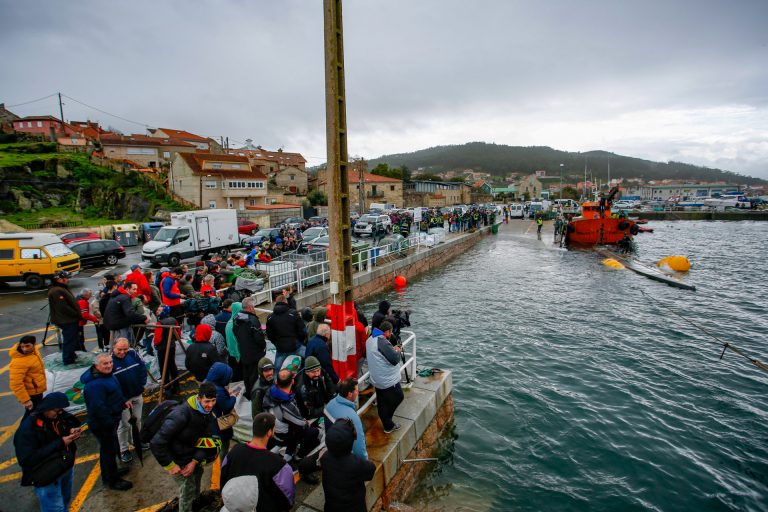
257;246;272;263
77;289;99;352
161;268;186;323
124;264;151;299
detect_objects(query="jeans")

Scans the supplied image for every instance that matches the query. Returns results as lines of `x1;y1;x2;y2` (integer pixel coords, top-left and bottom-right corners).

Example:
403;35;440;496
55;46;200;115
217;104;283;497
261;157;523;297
376;383;404;430
58;322;79;365
274;345;305;373
91;423;120;484
117;395;144;453
174;464;204;512
33;466;73;512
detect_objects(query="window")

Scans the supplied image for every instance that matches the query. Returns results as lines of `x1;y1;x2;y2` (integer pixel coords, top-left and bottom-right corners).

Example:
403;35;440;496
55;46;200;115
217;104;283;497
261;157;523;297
0;249;13;259
390;185;395;191
212;163;222;169
204;180;217;189
27;122;32;128
209;200;217;208
231;164;242;169
176;229;191;243
37;121;43;127
21;248;45;259
163;151;171;158
290;175;295;181
127;147;156;155
249;199;257;206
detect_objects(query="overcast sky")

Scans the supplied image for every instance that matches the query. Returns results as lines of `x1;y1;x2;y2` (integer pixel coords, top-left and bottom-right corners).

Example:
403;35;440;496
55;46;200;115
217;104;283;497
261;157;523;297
2;0;767;178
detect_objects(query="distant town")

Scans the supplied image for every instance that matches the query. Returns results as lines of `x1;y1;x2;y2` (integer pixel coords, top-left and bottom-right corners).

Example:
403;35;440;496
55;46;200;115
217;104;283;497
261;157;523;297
2;102;765;223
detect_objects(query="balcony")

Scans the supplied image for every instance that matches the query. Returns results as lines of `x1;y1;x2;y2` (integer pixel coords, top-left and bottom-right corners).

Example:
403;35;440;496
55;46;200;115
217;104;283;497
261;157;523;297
366;190;384;198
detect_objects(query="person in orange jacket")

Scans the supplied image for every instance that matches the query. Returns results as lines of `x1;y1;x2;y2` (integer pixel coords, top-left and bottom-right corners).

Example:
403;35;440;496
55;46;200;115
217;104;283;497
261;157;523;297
9;335;47;415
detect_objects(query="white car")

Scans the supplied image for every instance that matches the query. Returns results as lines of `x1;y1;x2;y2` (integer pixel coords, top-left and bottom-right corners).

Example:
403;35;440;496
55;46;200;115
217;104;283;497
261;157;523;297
508;204;524;219
354;214;391;236
612;201;635;211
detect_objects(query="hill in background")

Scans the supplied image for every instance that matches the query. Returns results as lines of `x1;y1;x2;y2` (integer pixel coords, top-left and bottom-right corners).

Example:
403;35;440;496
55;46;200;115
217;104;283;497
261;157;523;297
368;142;766;185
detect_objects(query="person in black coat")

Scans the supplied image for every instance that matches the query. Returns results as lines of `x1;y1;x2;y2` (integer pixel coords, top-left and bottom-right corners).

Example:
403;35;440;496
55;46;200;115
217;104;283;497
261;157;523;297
371;300;390;330
321;418;376;512
185;324;222;381
266;295;305;371
233;297;267;399
103;282;147;343
295;357;337;420
13;392;81;510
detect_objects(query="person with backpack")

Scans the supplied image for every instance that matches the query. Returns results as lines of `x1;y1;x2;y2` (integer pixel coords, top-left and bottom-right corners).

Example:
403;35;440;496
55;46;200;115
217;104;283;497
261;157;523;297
13;392;81;512
149;382;221;512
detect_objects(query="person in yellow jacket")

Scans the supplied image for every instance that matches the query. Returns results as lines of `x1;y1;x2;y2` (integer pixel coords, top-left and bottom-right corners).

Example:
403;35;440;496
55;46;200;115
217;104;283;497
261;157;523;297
9;335;47;414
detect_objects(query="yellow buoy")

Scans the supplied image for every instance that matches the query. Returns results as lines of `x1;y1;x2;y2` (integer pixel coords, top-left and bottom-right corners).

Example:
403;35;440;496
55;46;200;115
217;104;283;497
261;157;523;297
602;258;625;270
656;255;691;272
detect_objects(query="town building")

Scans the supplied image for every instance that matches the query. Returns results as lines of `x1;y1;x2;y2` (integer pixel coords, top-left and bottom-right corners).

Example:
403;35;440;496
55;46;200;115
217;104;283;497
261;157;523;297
12;115;77;138
624;182;742;201
518;174;543;200
148;128;222;152
317;167;403;211
101;133;197;168
169;152;268;210
404;180;471;207
0;104;19;132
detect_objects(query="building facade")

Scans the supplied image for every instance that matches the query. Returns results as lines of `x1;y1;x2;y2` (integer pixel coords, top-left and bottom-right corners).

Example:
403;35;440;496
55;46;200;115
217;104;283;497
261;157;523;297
170;153;268;209
12;116;77;138
317;169;403;211
624;183;742;201
101;134;197;168
272;165;308;195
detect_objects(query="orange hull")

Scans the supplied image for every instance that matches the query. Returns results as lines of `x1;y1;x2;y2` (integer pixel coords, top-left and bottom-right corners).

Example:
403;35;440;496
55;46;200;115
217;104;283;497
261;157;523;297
566;216;636;245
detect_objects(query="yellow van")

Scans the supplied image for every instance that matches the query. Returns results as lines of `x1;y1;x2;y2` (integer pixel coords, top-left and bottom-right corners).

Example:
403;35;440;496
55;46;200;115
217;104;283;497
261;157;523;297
0;233;81;289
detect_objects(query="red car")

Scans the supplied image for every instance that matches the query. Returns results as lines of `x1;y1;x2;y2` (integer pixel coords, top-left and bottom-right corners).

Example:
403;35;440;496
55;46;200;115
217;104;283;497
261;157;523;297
60;231;101;245
237;218;259;235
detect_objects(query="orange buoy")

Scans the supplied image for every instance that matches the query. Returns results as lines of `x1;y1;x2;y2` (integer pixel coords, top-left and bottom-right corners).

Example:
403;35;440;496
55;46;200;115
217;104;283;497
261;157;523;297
395;275;407;287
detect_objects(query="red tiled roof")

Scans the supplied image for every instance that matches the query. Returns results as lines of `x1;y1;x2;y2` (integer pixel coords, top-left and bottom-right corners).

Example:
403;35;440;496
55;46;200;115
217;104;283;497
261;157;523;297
17;115;64;122
177;153;268;179
154;128;209;142
228;148;307;166
101;133;196;147
320;170;402;186
245;203;302;210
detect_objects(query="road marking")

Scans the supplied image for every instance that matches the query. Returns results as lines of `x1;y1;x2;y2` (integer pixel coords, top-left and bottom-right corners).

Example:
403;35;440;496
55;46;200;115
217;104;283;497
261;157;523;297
0;328;48;342
70;460;100;512
0;418;21;447
0;453;100;483
0;392;13;397
135;504;168;512
91;267;116;278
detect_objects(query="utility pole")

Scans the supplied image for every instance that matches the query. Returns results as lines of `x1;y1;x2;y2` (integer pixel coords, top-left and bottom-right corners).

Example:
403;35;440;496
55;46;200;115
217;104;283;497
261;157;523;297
57;92;64;123
324;0;356;380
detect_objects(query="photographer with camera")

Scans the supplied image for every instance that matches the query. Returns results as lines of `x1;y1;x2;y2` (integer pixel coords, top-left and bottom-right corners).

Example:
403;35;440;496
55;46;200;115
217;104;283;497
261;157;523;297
365;321;404;434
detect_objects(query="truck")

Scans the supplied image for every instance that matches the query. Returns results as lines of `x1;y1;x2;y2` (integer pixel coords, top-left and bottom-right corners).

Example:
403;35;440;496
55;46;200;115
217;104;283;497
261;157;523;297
0;233;81;289
141;209;239;267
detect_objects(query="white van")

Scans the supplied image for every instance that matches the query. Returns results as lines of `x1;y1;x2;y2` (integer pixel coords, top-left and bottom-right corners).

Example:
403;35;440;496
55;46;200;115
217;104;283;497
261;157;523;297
509;204;524;219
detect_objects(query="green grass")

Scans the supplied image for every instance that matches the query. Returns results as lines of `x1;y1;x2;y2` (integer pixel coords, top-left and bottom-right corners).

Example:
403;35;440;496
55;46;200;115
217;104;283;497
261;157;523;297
4;207;134;228
0;152;62;167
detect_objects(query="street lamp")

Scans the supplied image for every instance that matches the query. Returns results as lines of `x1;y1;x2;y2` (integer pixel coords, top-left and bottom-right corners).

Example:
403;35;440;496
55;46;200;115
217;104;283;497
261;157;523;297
559;163;564;199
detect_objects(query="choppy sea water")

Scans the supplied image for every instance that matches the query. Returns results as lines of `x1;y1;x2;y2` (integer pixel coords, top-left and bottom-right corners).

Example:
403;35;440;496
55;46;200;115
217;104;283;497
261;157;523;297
362;221;768;512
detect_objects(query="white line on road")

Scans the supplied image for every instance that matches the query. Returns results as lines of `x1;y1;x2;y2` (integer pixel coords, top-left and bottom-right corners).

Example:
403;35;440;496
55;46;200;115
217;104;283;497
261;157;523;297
91;267;116;278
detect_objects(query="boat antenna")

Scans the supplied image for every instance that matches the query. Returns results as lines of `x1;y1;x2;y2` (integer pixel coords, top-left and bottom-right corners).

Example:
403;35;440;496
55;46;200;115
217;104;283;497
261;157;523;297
639;290;768;374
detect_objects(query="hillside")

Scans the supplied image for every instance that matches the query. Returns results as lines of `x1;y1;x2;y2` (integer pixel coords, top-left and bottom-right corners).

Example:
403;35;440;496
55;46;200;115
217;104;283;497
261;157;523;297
0;137;186;228
368;142;766;185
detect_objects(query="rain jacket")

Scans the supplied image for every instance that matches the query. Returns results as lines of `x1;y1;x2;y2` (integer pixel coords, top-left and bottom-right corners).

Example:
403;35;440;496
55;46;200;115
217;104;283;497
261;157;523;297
103;288;146;331
9;343;46;405
205;362;236;442
149;395;220;469
124;268;151;299
47;282;80;326
365;328;402;389
185;325;222;381
233;309;267;365
201;314;228;359
262;386;305;435
324;394;368;460
250;357;275;418
225;302;243;361
305;334;339;383
265;302;304;353
80;366;126;428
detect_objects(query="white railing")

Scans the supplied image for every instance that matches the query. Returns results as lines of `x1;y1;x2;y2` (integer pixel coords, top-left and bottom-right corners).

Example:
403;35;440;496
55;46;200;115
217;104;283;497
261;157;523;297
357;329;417;416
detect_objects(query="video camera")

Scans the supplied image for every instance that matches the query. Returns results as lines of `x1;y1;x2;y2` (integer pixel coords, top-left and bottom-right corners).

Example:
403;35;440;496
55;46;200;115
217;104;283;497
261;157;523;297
388;309;411;344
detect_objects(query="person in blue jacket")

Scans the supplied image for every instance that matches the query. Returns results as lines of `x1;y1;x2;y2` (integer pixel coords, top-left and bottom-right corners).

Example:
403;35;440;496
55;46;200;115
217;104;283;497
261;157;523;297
81;352;132;491
324;377;367;460
304;323;339;384
204;362;239;457
111;338;147;463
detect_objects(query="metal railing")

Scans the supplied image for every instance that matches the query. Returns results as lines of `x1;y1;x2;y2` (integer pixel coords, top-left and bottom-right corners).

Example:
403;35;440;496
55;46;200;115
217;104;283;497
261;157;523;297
357;329;417;416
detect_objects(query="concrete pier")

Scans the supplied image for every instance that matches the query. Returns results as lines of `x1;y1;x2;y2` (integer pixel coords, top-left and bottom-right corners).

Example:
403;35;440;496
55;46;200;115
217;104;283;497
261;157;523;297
299;370;454;511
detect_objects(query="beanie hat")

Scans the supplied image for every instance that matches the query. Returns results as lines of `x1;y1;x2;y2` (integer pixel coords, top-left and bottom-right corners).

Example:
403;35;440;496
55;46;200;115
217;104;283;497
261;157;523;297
304;356;321;372
34;392;69;414
221;475;259;512
194;323;213;342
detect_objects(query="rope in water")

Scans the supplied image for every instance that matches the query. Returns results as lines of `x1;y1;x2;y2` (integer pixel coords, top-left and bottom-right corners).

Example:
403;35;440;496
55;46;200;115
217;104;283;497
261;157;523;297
639;290;768;374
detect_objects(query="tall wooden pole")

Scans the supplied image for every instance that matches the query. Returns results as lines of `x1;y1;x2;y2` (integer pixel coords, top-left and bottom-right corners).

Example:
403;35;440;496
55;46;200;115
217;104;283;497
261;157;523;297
324;0;357;380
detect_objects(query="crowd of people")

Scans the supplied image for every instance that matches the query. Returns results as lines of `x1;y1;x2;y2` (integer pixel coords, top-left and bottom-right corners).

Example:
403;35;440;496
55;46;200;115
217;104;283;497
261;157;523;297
14;254;413;511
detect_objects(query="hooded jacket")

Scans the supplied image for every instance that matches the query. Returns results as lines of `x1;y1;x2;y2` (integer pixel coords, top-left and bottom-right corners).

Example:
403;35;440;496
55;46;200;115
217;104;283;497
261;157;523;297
306;307;328;340
295;370;337;420
80;366;126;428
47;282;81;326
112;348;147;399
324;394;367;460
233;309;266;365
201;314;228;359
13;393;80;487
262;386;305;436
9;343;46;405
225;302;243;361
371;300;390;329
266;302;304;353
365;328;402;389
150;395;220;469
185;325;222;381
103;288;146;331
205;362;236;417
250;357;275;418
221;443;294;512
124;268;151;299
321;420;376;512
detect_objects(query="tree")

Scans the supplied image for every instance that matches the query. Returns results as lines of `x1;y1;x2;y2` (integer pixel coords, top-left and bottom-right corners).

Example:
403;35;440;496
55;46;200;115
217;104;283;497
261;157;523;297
307;189;327;206
412;173;442;182
560;187;579;200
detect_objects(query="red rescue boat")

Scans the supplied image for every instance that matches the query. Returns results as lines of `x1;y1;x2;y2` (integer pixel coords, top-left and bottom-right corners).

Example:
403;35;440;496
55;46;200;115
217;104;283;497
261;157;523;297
565;187;638;245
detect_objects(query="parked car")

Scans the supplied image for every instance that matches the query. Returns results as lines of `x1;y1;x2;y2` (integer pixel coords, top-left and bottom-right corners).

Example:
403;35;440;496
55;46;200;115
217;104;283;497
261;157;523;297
301;226;328;244
237;218;259;235
307;216;327;227
612;201;635;211
279;217;305;229
60;231;101;245
69;239;126;267
242;228;282;247
353;214;391;237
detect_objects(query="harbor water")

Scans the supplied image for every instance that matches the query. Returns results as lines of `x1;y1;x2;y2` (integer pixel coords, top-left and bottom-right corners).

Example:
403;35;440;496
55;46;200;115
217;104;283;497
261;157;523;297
362;221;768;512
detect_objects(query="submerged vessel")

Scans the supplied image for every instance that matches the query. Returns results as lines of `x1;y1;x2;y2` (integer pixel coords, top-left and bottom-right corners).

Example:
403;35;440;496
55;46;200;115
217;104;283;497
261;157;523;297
565;187;638;245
